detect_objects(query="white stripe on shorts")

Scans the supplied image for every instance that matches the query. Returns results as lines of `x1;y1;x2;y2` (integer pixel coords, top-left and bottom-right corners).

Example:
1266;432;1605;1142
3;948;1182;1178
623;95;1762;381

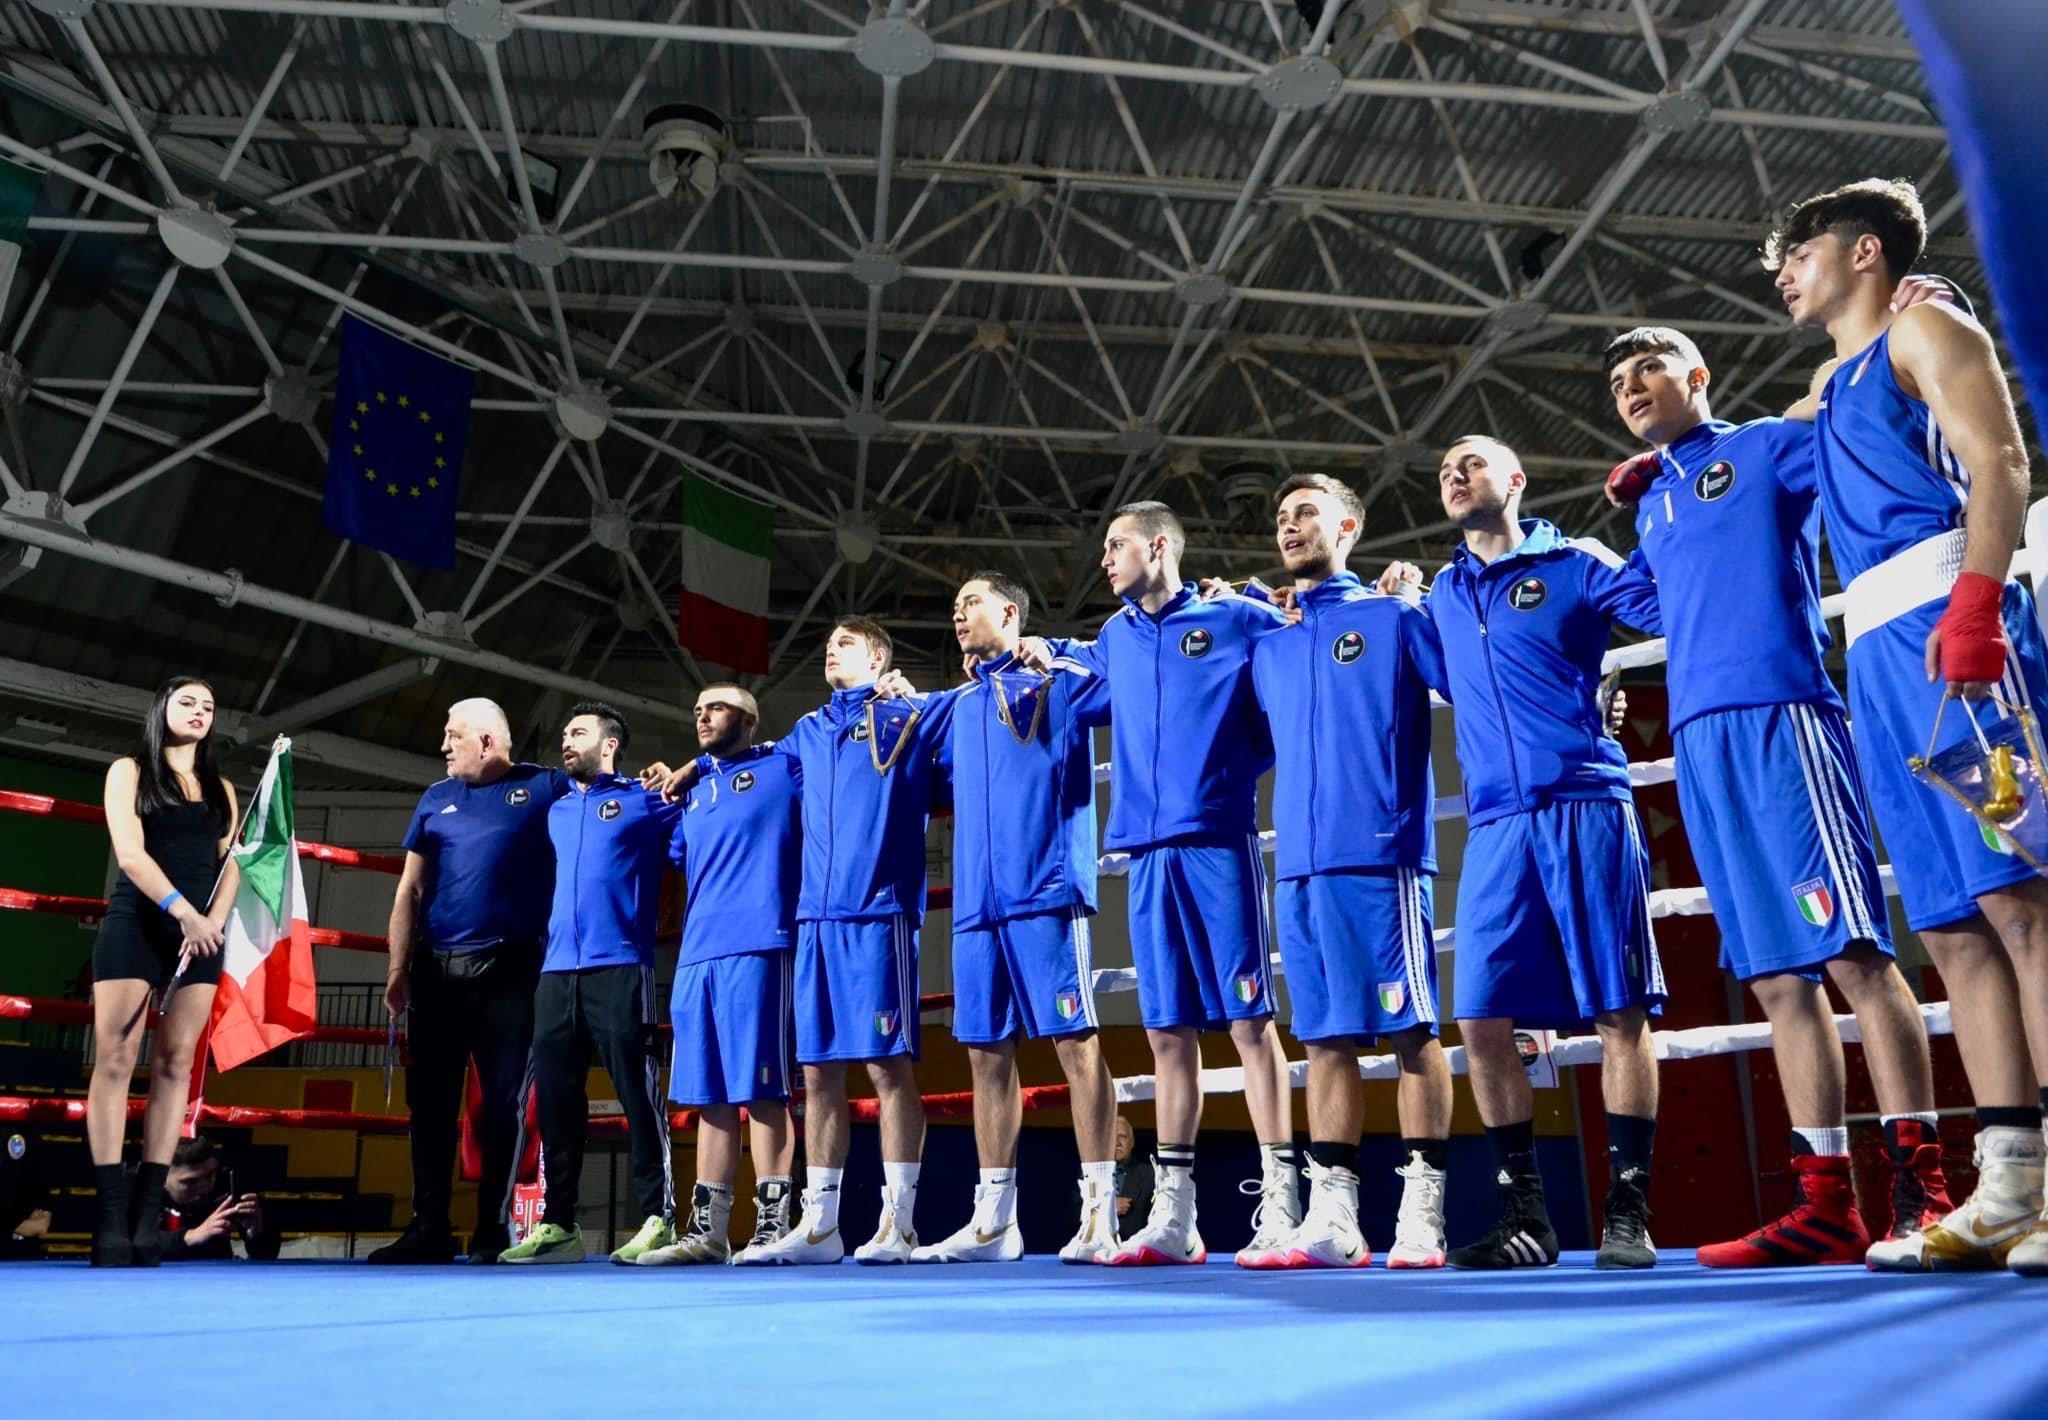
1789;705;1879;943
1070;905;1099;1029
1399;868;1436;1025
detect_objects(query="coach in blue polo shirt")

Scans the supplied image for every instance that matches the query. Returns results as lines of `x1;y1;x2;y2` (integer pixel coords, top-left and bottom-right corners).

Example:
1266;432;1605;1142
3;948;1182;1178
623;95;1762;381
499;701;683;1266
372;697;569;1266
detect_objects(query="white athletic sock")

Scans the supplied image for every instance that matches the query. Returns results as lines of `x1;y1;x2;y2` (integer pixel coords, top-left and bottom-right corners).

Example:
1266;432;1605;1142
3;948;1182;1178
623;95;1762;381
1881;1112;1939;1130
807;1167;844;1232
979;1167;1016;1191
1081;1160;1117;1195
883;1161;921;1215
1261;1142;1301;1180
978;1169;1017;1228
1794;1126;1850;1157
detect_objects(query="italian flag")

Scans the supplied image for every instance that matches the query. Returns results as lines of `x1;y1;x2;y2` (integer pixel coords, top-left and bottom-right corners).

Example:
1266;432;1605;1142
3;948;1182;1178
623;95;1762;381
207;740;317;1071
678;472;772;674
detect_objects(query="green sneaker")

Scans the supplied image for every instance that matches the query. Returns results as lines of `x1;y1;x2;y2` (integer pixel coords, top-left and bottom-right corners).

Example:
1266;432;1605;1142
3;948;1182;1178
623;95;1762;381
498;1222;585;1265
610;1214;675;1265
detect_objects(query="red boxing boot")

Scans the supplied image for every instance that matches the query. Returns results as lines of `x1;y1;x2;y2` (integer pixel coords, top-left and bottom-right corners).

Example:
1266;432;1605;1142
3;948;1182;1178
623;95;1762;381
1696;1155;1870;1267
1882;1118;1954;1239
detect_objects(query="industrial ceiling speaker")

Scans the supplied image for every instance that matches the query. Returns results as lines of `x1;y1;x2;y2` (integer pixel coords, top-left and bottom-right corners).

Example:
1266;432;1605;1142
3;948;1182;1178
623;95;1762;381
642;103;730;204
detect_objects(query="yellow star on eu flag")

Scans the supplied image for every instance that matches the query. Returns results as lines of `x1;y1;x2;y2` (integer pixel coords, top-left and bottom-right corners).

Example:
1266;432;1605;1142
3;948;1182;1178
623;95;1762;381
433;431;444;444
427;476;439;489
355;401;367;414
349;419;360;431
398;394;410;409
376;391;387;403
434;456;446;469
386;483;399;496
418;410;431;423
409;485;422;499
352;443;364;456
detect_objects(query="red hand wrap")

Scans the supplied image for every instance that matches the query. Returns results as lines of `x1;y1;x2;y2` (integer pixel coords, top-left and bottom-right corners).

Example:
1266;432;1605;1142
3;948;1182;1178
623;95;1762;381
1936;571;2008;685
1605;452;1660;508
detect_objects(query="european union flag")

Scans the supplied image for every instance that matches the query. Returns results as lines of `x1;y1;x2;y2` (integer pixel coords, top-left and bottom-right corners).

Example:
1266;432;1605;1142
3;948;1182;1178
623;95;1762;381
323;315;474;570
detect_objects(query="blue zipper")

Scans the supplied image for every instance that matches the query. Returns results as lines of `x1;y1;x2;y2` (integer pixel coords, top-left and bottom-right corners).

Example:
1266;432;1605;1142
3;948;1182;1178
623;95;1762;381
1473;569;1526;809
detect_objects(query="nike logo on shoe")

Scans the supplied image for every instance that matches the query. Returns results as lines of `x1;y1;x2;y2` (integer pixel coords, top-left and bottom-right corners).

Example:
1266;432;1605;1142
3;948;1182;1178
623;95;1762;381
804;1227;838;1246
973;1229;1010;1246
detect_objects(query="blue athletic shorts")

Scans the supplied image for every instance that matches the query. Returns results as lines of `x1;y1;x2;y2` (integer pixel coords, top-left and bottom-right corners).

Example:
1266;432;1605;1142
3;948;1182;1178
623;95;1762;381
951;907;1098;1045
1275;867;1438;1043
794;915;919;1063
1847;583;2048;931
1453;799;1666;1029
666;951;795;1107
1126;834;1273;1031
1675;702;1894;981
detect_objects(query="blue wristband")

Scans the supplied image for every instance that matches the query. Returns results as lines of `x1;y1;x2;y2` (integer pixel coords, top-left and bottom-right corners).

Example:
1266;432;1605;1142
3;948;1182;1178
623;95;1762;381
158;889;185;914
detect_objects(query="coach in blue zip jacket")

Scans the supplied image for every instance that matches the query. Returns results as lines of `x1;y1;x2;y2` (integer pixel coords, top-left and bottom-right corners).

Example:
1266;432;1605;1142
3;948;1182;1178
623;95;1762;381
1389;435;1667;1274
502;701;682;1267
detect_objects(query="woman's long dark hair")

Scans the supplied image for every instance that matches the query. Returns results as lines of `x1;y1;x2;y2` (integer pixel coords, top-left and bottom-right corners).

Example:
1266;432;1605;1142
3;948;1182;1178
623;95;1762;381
134;675;231;833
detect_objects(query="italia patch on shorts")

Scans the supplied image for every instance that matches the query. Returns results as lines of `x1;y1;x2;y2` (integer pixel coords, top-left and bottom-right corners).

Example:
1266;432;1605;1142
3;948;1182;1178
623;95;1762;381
1376;982;1406;1015
1055;990;1081;1021
1981;820;2015;856
874;1010;897;1036
1234;974;1261;1005
1792;879;1834;927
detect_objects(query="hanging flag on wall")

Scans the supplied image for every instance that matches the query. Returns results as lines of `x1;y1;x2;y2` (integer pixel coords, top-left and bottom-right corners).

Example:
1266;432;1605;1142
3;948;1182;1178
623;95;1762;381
678;472;772;674
323;315;474;570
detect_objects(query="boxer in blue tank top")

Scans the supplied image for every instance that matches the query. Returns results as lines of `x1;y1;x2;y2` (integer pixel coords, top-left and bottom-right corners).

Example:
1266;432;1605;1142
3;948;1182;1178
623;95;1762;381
1769;178;2048;1273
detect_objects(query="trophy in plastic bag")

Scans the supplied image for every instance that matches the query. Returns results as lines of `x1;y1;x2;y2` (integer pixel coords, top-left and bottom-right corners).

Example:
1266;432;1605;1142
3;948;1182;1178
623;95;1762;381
1908;691;2048;873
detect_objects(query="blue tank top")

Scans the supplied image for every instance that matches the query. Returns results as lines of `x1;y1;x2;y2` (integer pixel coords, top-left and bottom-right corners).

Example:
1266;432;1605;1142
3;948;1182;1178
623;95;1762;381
1812;327;1970;582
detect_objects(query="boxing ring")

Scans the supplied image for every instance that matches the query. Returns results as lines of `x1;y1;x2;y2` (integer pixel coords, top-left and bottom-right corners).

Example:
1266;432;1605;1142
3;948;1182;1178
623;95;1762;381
6;565;2048;1417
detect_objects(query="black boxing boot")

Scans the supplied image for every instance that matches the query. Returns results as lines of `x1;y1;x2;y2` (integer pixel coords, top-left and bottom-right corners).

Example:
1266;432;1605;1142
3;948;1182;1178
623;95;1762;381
92;1163;134;1268
129;1160;170;1267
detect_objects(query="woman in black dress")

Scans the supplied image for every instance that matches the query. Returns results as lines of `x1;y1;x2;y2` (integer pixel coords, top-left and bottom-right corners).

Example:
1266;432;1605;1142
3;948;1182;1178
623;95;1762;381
87;676;241;1266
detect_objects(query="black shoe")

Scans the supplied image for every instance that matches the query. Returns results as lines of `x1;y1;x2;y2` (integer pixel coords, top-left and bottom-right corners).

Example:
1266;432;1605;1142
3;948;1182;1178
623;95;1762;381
747;1179;793;1251
466;1222;510;1265
129;1161;169;1268
1595;1168;1657;1270
91;1165;133;1269
367;1220;459;1265
1448;1175;1559;1270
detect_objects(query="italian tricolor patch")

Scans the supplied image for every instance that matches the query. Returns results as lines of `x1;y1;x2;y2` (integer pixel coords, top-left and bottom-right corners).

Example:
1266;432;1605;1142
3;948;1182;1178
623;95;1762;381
1792;879;1834;927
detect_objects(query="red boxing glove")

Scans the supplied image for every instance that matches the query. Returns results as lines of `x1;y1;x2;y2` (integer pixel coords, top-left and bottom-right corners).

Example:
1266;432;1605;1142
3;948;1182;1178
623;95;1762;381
1936;571;2008;686
1605;452;1660;509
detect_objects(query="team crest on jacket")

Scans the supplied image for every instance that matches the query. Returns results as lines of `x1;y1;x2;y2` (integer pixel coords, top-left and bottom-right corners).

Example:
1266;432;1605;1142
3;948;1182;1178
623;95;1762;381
732;771;757;792
598;798;623;821
1694;460;1736;501
1179;627;1213;658
850;720;871;742
505;786;530;806
874;1010;898;1036
1507;577;1547;611
1233;974;1260;1004
1332;630;1366;664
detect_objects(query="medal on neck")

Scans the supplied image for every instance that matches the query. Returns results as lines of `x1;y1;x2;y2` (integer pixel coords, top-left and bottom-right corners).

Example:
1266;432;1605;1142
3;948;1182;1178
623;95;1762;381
991;670;1050;745
864;697;922;774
